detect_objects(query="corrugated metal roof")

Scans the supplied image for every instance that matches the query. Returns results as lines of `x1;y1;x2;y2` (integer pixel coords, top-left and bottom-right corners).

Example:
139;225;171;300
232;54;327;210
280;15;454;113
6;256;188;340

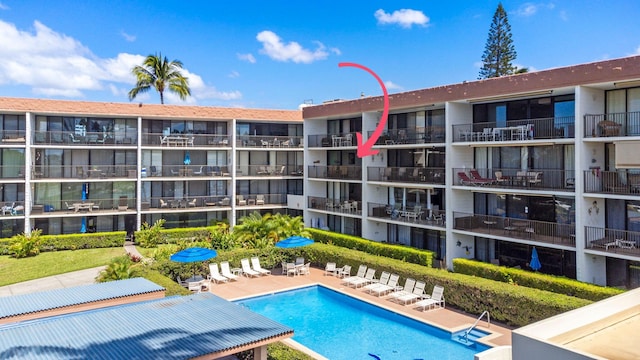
0;292;293;359
0;278;164;320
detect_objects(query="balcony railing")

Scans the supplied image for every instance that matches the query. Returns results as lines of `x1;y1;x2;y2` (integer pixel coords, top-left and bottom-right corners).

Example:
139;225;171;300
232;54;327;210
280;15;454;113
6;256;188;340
33;131;136;146
368;166;445;185
368;202;445;227
584;170;640;195
308;196;361;215
453;168;575;192
0;165;25;179
1;201;25;216
141;132;230;147
31;197;136;214
453;212;575;246
584;111;640;138
31;165;139;179
144;195;231;210
452;116;575;143
367;127;446;145
0;130;26;144
307;133;355;148
141;165;232;178
585;226;640;257
236;135;303;148
235;164;303;177
307;165;361;180
235;193;287;206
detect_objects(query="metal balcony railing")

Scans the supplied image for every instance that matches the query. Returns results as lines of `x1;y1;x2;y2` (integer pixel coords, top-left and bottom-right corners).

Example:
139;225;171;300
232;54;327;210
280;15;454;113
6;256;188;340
30;165;138;180
33;131;136;146
584;170;640;195
367;127;446;145
584;111;640;137
0;130;26;144
236;135;303;148
308;196;361;215
234;164;303;177
307;165;361;180
0;165;25;179
235;193;287;206
585;226;640;257
368;166;445;185
141;132;231;147
453;212;575;246
140;165;232;178
1;201;25;216
367;202;445;227
307;133;355;148
30;197;137;214
452;116;575;143
453;168;575;192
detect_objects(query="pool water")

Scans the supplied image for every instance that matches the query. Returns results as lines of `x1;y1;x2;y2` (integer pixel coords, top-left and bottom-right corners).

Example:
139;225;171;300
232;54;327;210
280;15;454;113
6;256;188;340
237;285;490;360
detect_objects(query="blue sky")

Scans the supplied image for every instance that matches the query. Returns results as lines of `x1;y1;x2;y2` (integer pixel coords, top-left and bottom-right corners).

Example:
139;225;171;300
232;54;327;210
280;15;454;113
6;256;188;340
0;1;639;110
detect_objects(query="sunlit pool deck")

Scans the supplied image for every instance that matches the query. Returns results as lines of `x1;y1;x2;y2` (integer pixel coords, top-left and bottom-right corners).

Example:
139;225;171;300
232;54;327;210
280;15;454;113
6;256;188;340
209;267;513;350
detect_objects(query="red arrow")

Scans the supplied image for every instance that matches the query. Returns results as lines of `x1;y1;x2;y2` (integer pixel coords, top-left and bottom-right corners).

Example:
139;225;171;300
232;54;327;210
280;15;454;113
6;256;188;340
338;62;389;158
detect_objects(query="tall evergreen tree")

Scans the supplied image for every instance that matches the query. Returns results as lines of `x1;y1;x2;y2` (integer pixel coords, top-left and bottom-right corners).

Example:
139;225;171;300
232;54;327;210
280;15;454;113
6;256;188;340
478;3;517;79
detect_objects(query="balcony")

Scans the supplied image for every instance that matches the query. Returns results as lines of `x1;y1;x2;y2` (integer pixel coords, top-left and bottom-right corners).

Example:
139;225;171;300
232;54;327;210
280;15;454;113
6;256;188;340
31;165;138;180
585;226;640;257
368;127;445;145
308;196;360;215
0;165;25;179
235;194;288;207
368;166;445;185
584;112;640;138
33;131;136;146
30;197;136;215
1;201;25;216
452;116;575;143
454;168;575;192
584;170;640;195
307;165;361;181
236;135;303;148
307;133;354;148
0;130;26;144
144;195;232;210
368;202;445;228
141;133;230;147
453;212;575;247
235;164;303;177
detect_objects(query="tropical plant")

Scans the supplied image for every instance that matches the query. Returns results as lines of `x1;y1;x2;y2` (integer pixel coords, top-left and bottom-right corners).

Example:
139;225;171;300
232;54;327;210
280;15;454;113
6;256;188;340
8;229;42;258
96;255;141;282
270;213;311;240
478;3;518;79
209;222;237;250
135;219;165;248
128;53;191;104
233;211;279;248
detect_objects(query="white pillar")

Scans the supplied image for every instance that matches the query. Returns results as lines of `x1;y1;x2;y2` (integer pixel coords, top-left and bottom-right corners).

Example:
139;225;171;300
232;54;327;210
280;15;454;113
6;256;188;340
24;112;32;234
254;345;267;360
136;116;142;231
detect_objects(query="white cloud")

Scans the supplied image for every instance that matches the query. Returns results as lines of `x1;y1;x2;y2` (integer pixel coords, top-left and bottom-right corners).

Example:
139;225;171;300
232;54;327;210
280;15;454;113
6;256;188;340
374;9;429;28
120;31;136;42
256;30;333;63
384;81;403;91
228;70;240;78
0;2;8;10
237;53;256;63
0;19;239;103
514;3;556;17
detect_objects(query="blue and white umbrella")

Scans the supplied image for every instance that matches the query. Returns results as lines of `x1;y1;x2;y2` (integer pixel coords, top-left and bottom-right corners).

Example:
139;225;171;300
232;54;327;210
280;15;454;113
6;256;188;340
80;217;87;233
275;235;315;248
171;247;218;279
184;151;191;165
530;246;542;271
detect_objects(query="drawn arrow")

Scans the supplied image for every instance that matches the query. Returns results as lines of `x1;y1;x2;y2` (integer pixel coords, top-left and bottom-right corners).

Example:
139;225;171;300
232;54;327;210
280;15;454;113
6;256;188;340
338;62;389;158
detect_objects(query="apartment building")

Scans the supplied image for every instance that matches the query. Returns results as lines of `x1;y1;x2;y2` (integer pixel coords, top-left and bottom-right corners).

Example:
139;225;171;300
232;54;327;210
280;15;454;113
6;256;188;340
303;55;640;289
0;98;303;239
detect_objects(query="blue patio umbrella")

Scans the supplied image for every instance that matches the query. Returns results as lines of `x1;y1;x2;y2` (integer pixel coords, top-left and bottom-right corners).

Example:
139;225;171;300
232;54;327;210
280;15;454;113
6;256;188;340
80;217;87;233
171;247;217;280
275;235;315;248
81;183;87;201
184;151;191;165
530;246;542;271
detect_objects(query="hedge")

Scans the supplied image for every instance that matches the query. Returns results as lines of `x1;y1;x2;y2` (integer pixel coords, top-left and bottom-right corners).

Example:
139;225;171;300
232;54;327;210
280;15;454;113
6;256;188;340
308;228;434;267
453;258;624;301
0;231;126;255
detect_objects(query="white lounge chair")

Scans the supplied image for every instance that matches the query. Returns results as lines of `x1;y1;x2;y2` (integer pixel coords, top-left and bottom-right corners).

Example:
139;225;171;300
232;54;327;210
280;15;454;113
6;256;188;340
251;256;271;276
220;261;239;281
369;273;400;297
241;258;261;278
342;265;367;285
396;280;426;305
388;278;416;302
336;264;351;278
363;271;390;294
347;268;377;288
324;262;338;276
415;285;446;311
207;263;228;284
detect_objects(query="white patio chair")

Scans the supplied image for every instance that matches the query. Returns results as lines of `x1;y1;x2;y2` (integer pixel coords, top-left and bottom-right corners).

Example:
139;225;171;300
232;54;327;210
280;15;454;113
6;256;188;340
241;258;260;278
250;256;271;276
220;261;239;281
208;263;229;284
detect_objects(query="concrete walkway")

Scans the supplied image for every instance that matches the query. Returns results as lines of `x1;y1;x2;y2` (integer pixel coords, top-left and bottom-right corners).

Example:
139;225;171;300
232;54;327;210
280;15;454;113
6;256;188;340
0;266;106;297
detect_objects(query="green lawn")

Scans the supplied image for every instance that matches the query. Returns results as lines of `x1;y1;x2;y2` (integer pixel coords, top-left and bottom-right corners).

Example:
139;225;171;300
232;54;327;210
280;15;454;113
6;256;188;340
0;247;126;287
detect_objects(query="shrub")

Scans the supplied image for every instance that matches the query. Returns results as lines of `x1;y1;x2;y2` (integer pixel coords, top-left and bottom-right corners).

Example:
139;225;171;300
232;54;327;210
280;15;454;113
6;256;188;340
8;229;42;258
38;231;125;251
453;258;624;301
136;219;166;248
96;255;141;282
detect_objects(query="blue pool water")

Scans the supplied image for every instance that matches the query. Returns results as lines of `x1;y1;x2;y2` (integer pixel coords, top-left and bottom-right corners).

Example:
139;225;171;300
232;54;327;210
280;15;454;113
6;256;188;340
237;285;490;360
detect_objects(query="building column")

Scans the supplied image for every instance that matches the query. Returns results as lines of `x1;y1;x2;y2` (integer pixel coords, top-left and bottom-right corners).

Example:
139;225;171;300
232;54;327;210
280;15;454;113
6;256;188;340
24;112;32;234
136;116;142;231
254;345;267;360
230;118;237;228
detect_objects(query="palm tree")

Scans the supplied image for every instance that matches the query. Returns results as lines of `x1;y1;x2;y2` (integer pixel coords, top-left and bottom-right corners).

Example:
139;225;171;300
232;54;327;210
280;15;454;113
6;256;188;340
128;53;191;104
233;212;278;248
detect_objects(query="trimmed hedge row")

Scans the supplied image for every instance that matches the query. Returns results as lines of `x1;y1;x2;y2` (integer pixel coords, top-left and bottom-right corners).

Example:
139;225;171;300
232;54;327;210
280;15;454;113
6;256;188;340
299;243;590;327
453;258;624;301
0;231;126;255
156;227;212;243
308;228;434;267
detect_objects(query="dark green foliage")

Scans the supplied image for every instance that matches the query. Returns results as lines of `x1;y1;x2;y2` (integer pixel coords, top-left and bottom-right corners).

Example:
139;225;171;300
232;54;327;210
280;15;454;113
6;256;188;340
453;258;624;301
1;230;123;255
8;229;42;258
96;255;140;282
137;268;191;296
135;219;166;248
308;228;433;267
478;3;517;79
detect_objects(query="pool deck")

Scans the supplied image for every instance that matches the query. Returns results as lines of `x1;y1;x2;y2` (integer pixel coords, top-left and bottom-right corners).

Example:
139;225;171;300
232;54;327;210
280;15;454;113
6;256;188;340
209;267;513;349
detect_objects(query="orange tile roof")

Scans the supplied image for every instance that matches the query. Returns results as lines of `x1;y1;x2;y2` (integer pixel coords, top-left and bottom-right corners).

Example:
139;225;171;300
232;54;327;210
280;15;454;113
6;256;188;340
0;97;302;122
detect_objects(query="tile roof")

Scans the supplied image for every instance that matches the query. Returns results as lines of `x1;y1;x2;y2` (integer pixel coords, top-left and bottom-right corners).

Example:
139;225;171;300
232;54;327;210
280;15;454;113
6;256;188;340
0;97;303;122
0;292;293;359
0;278;164;320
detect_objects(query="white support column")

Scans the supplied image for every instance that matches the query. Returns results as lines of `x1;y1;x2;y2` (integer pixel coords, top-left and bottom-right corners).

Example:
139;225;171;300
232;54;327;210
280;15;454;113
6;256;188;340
136;116;142;231
24;112;32;234
230;118;237;228
254;345;267;360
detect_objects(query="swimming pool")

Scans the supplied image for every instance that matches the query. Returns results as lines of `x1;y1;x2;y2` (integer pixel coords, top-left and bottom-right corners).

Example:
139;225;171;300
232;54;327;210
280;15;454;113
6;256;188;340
237;285;490;360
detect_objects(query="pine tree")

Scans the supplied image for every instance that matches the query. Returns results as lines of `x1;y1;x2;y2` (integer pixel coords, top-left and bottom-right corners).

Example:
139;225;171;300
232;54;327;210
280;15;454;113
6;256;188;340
478;3;517;79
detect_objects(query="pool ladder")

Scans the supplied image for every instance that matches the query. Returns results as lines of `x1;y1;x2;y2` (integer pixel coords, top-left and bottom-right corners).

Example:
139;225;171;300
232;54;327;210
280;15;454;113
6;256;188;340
463;310;490;343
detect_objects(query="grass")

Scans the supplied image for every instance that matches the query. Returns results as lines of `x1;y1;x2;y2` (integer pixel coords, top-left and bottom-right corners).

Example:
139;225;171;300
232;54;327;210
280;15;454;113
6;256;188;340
0;247;126;287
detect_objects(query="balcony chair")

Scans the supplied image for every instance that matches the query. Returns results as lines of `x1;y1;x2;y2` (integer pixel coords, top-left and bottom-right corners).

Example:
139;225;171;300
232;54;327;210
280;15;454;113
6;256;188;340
255;194;265;205
188;198;197;207
159;199;168;208
237;195;247;206
218;197;231;206
193;166;204;176
118;196;129;211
